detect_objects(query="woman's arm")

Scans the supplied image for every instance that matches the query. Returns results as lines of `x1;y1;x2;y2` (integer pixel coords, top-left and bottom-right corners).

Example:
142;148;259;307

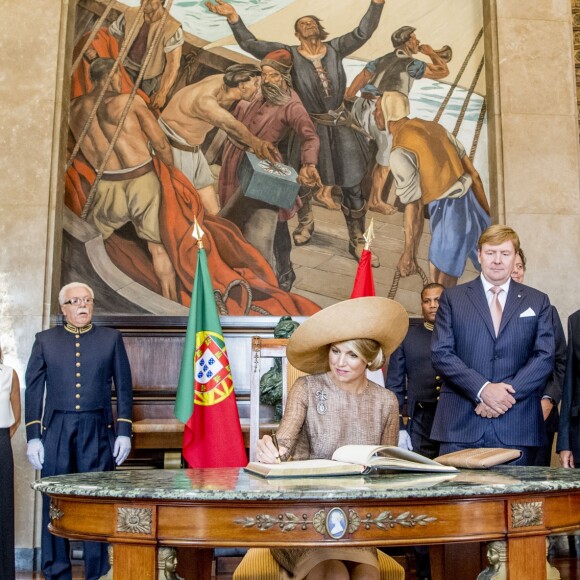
9;370;21;439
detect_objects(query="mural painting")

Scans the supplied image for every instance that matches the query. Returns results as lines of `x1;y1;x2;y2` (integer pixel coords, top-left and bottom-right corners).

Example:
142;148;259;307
63;0;488;317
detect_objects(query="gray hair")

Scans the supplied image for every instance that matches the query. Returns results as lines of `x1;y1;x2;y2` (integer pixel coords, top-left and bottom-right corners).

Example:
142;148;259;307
58;282;94;305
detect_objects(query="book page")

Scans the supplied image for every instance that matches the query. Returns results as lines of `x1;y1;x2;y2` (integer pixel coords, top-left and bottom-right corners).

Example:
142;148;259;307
244;459;365;478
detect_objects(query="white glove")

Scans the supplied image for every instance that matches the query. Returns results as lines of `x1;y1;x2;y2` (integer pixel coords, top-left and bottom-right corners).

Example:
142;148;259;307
113;435;131;466
397;430;413;451
27;438;45;470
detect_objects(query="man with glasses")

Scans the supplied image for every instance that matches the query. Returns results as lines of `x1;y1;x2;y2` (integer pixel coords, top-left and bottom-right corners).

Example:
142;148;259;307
24;282;133;580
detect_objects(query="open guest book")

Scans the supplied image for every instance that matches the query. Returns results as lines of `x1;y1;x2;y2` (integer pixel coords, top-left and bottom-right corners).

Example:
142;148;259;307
245;444;458;478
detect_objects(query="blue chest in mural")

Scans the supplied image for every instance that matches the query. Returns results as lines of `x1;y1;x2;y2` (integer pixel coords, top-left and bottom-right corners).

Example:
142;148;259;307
239;152;300;210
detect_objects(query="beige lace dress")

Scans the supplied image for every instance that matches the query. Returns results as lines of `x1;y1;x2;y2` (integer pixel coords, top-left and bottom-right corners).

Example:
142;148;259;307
270;372;399;579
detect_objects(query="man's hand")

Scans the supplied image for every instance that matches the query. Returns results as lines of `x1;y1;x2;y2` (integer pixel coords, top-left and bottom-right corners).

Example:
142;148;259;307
27;439;45;470
397;253;418;277
113;436;132;466
419;44;436;57
149;91;168;111
560;450;575;468
475;402;501;419
480;382;516;415
251;139;281;165
540;398;553;421
205;0;239;23
398;430;413;450
297;165;321;188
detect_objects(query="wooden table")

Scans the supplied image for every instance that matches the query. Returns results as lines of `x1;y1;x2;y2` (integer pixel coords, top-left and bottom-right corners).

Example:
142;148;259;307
33;466;580;579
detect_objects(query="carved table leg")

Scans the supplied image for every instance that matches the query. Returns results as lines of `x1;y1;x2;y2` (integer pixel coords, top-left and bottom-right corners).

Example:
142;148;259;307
112;543;157;580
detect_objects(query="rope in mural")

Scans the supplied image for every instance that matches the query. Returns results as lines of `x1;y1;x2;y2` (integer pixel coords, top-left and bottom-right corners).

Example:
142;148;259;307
433;28;483;124
452;56;485;137
80;0;176;220
469;98;487;161
65;2;146;173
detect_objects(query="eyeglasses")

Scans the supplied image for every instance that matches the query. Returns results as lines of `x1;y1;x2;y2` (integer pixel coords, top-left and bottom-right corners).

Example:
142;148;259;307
63;297;95;306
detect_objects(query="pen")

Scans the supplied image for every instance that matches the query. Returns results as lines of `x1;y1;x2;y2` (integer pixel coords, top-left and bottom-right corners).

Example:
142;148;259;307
271;432;282;463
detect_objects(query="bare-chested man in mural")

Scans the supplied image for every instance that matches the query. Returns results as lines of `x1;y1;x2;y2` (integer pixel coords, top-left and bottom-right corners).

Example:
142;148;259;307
159;64;280;214
69;57;178;301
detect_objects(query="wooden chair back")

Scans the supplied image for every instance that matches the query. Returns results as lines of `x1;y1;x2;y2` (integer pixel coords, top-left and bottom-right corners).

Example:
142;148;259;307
248;337;306;461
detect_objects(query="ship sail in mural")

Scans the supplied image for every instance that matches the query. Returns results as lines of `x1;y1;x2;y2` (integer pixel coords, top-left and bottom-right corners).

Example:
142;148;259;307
64;0;488;316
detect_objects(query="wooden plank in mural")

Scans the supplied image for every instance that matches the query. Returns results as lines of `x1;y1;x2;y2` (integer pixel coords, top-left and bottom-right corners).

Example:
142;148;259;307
63;0;489;317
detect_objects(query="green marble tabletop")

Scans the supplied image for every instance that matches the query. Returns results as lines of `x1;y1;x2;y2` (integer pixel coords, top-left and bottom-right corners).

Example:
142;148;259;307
31;466;580;502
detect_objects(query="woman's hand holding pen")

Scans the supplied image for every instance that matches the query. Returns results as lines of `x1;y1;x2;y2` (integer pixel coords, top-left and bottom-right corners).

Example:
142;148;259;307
256;434;288;464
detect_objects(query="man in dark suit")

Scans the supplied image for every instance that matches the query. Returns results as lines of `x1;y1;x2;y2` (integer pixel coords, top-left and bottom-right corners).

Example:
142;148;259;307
25;282;133;580
386;282;445;459
431;225;555;465
557;309;580;468
511;248;567;466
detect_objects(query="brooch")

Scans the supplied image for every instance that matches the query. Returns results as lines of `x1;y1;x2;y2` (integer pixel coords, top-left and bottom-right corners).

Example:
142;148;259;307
315;390;328;415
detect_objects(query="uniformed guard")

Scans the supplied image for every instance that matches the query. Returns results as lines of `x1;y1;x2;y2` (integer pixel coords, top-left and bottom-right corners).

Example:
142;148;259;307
385;283;445;459
25;282;133;580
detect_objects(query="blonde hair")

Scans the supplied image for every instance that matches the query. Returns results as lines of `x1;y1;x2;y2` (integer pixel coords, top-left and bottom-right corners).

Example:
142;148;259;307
478;225;520;253
338;339;385;371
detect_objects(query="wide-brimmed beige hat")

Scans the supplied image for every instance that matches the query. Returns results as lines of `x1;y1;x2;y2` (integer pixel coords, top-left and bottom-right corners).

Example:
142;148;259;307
287;297;409;374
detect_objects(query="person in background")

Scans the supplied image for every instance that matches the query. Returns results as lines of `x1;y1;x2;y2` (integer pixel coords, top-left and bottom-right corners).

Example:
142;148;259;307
385;283;444;580
557;308;580;468
254;296;408;580
386;283;444;458
511;248;566;466
431;225;555;465
25;282;133;580
0;343;21;580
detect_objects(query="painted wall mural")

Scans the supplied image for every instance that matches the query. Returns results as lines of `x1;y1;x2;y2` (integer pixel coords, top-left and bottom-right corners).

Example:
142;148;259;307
63;0;488;317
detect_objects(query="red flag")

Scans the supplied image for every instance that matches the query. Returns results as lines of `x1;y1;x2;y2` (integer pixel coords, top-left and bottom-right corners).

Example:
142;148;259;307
350;249;376;297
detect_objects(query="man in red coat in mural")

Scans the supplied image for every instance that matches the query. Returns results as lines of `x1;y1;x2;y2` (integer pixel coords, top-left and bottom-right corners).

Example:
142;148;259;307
219;49;321;291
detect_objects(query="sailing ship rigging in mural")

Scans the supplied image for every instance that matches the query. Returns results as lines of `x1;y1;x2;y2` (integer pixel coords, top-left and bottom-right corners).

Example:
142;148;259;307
64;0;489;316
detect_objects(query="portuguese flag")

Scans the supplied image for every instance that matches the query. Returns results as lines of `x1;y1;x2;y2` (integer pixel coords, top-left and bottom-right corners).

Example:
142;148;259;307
174;229;247;468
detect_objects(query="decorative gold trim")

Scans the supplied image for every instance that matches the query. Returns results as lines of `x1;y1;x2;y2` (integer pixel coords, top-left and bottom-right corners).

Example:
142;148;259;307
49;501;64;521
64;322;93;334
235;508;437;536
25;420;42;428
117;418;133;424
511;501;543;528
117;507;153;534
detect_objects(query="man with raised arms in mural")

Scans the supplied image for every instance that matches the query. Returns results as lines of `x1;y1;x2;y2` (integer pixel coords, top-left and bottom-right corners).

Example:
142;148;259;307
206;0;385;267
159;63;280;215
374;90;491;287
69;57;178;301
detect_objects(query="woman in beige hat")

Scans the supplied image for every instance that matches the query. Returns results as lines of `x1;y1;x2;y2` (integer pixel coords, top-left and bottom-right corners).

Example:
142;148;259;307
255;296;409;580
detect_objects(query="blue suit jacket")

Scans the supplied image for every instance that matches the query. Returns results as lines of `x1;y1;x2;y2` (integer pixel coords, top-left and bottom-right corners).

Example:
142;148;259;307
431;277;554;447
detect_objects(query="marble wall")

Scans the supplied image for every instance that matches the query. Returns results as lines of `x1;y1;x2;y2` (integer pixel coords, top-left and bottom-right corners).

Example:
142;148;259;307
0;0;578;567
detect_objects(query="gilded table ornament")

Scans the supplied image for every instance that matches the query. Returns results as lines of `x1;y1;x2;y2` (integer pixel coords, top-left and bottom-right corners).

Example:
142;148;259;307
235;508;437;536
117;506;153;534
511;501;543;528
49;501;64;521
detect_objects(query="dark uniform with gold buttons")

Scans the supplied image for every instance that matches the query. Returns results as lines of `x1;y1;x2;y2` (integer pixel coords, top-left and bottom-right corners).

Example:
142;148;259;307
25;321;132;580
385;321;441;459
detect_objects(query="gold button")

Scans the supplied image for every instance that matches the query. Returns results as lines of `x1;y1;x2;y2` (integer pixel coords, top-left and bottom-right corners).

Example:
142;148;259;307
76;353;80;358
76;373;81;378
75;343;80;347
436;386;441;391
75;335;80;339
107;424;112;429
436;396;440;401
435;376;441;380
75;405;80;410
76;362;80;367
76;383;81;388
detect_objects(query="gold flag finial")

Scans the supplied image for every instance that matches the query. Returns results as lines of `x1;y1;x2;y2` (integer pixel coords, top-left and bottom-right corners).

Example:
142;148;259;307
363;219;375;251
192;217;205;249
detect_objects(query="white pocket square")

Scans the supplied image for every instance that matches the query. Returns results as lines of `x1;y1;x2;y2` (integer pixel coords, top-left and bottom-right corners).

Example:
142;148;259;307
519;307;536;317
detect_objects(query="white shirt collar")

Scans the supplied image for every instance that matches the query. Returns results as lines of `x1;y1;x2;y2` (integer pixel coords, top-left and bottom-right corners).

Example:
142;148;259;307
480;274;511;295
